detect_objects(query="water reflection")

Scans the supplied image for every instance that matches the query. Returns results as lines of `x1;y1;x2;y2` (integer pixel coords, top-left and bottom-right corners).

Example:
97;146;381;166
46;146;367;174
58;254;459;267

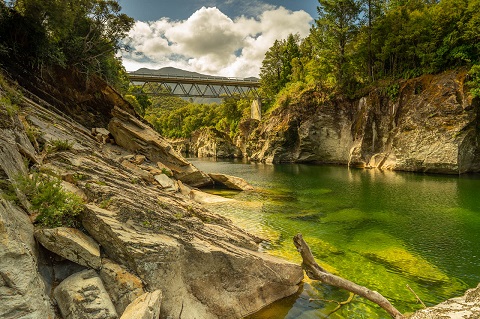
189;158;480;318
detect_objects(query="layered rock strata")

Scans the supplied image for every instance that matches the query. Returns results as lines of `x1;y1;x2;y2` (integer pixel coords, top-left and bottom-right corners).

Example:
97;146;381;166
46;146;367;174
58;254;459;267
245;70;480;174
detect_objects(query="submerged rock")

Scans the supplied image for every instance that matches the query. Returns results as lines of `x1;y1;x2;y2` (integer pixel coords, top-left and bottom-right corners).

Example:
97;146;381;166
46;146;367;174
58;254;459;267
209;173;254;191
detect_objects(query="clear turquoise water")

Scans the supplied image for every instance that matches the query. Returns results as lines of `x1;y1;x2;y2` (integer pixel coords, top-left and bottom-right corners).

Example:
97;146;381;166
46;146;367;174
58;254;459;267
189;158;480;319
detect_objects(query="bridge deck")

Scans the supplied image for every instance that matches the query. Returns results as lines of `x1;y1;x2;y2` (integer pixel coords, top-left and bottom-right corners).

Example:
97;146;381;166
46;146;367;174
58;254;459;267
128;73;260;87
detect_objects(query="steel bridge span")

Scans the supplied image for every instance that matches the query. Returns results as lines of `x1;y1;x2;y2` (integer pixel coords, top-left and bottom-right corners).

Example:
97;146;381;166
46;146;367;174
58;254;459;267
128;73;260;98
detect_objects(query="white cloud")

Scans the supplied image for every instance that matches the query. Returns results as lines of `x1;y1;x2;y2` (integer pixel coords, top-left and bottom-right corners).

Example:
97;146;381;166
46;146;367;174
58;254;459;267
123;6;313;77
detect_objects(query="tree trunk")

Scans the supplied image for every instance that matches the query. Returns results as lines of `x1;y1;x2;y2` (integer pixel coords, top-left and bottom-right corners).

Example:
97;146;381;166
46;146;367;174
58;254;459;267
293;233;404;319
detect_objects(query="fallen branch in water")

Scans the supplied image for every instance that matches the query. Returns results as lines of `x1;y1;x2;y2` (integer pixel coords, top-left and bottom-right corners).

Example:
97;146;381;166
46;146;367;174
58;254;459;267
406;284;426;309
293;233;404;319
310;292;355;317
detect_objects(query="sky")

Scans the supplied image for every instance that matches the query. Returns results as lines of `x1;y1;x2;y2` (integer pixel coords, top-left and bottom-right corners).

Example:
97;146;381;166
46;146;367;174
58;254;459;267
119;0;317;78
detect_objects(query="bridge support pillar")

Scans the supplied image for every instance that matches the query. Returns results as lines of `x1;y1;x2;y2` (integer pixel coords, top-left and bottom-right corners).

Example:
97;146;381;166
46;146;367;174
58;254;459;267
251;99;262;121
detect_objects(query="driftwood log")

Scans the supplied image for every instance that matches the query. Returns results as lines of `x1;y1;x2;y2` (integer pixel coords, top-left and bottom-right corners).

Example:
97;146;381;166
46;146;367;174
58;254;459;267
293;233;404;319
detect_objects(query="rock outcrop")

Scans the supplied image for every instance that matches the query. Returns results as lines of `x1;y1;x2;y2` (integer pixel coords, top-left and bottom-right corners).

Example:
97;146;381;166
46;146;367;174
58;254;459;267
108;106;212;187
245;70;480;173
0;69;303;319
119;291;162;319
99;259;146;315
0;98;56;319
172;127;243;158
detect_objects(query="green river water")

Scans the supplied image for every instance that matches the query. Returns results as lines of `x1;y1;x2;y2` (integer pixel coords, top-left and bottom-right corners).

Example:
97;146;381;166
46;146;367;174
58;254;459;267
188;158;480;319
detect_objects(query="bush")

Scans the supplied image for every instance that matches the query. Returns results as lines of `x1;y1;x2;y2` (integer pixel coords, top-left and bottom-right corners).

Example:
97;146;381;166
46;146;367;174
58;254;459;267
16;173;83;227
48;139;74;152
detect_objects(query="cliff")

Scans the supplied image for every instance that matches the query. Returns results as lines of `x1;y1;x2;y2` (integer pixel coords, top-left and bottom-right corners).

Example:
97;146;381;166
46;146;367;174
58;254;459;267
0;67;302;319
245;70;480;174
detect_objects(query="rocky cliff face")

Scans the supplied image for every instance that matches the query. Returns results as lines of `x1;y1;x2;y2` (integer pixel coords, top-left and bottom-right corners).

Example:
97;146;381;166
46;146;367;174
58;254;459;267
245;70;480;174
0;69;303;319
172;127;243;159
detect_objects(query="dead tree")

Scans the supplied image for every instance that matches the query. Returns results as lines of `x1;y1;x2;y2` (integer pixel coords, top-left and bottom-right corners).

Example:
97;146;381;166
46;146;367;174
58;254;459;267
293;233;404;319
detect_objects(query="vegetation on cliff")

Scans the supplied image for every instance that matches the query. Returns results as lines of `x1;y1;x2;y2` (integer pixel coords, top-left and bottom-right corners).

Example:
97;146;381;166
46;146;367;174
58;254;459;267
261;0;480;106
0;0;134;88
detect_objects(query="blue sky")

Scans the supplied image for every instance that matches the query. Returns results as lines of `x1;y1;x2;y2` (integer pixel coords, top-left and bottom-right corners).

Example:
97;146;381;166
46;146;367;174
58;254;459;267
119;0;318;22
119;0;316;77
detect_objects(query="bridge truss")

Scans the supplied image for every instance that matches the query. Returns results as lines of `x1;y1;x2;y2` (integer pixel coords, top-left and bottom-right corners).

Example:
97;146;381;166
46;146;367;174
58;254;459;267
128;73;260;98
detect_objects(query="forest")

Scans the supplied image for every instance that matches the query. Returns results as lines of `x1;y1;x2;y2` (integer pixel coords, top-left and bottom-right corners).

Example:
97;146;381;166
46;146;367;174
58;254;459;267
1;0;479;139
135;0;480;139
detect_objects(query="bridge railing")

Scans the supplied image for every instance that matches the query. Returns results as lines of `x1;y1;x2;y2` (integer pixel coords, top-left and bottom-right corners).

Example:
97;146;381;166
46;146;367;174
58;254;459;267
128;73;259;84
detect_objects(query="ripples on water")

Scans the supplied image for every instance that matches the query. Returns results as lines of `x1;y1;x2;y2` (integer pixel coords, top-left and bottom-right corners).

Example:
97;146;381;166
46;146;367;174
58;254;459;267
189;158;480;319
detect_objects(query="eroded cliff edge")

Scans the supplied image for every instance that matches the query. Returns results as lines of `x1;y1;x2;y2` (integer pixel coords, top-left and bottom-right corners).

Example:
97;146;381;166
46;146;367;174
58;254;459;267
0;68;303;319
244;70;480;174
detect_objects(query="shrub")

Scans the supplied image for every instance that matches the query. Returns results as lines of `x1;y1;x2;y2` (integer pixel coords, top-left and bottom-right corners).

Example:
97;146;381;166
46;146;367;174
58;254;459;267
16;173;83;227
48;139;74;152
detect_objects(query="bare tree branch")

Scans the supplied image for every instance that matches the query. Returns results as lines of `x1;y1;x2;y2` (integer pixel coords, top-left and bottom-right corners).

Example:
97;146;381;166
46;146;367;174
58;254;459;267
293;233;404;319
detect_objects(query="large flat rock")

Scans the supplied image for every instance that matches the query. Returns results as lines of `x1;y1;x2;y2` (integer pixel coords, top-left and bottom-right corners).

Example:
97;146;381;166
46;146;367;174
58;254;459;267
35;227;101;269
82;204;303;319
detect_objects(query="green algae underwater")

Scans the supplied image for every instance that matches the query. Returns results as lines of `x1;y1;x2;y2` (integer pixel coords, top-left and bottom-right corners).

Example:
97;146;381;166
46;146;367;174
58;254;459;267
189;158;480;319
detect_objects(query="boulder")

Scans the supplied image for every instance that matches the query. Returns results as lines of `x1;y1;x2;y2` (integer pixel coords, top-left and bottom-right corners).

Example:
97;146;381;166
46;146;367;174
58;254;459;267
108;106;211;187
119;291;162;319
92;127;111;144
35;227;101;269
100;259;145;315
209;173;254;191
154;174;178;192
54;269;117;319
82;204;303;319
409;283;480;318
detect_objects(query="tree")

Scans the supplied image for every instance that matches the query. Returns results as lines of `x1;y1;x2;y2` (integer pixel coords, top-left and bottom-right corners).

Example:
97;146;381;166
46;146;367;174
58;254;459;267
316;0;361;89
260;34;301;99
3;0;133;85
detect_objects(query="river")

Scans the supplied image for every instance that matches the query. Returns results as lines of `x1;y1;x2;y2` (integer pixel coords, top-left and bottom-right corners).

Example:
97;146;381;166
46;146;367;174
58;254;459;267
189;158;480;318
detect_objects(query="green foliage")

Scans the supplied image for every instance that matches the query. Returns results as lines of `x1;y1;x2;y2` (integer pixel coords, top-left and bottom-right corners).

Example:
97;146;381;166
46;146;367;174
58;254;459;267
125;85;152;116
144;95;250;139
384;83;400;101
260;0;480;101
260;34;301;99
0;73;23;116
467;64;480;98
48;139;74;152
15;173;83;227
0;0;134;87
